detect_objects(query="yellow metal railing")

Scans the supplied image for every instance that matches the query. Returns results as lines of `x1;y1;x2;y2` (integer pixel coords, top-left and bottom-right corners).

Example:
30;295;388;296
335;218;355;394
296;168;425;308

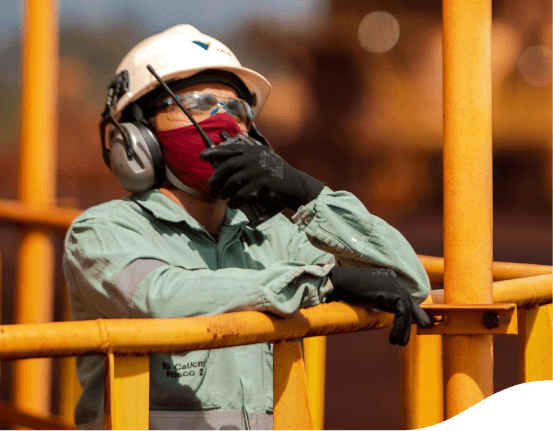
0;201;551;431
0;302;396;429
0;275;550;429
0;194;551;429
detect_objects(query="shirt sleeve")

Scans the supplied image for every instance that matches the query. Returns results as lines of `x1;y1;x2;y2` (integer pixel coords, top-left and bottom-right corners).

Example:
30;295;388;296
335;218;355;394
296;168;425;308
290;187;430;304
63;216;334;320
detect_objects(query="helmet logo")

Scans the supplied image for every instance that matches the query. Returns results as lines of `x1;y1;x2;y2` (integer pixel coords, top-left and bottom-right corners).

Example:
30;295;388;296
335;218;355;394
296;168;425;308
192;40;211;51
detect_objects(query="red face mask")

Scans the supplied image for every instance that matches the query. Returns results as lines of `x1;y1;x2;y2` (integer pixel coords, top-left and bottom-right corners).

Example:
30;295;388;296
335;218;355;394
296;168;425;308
156;113;243;196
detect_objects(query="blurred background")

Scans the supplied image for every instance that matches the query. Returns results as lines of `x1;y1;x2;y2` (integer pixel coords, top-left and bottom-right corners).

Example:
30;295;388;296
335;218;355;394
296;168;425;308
0;0;551;429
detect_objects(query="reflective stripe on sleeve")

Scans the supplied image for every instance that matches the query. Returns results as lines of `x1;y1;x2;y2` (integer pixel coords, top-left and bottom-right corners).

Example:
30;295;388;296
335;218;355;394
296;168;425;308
114;259;168;317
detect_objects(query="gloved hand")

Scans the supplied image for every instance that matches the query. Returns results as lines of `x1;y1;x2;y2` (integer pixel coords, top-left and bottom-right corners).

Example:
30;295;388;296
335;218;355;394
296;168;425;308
327;266;432;346
201;143;324;211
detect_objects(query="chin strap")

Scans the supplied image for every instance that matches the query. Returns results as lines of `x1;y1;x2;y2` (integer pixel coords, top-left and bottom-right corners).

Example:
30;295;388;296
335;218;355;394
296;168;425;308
164;165;220;203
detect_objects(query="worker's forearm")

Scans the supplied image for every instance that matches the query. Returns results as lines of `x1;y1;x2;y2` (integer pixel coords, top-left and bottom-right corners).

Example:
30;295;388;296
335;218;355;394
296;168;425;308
127;260;335;319
293;187;430;304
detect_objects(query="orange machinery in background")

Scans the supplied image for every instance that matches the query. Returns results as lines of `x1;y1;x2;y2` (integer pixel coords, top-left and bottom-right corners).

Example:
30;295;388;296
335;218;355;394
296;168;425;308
0;0;551;429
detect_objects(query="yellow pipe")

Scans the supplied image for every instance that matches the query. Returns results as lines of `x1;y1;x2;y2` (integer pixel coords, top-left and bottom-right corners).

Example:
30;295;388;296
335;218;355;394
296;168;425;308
424;274;553;308
418;255;552;284
1;272;550;361
58;356;80;425
17;0;58;206
443;0;493;419
14;0;58;421
0;303;395;360
104;353;150;430
417;255;448;285
401;330;443;429
0;199;82;230
441;0;493;320
14;229;56;419
303;336;326;429
273;341;314;430
519;304;552;382
492;275;552;307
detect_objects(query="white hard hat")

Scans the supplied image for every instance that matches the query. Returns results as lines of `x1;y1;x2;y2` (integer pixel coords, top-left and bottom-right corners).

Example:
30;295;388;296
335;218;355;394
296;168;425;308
112;24;271;119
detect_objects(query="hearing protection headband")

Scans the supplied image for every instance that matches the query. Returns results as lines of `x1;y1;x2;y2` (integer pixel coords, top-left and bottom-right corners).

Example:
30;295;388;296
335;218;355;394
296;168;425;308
100;70;134;168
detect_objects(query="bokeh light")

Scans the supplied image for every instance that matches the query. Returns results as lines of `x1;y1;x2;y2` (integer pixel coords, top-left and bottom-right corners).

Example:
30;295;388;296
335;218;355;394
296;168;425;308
358;11;400;54
518;45;552;87
492;21;522;87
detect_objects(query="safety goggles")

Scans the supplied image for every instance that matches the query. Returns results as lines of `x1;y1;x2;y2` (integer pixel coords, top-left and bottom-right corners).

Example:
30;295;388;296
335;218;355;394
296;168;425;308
154;91;254;129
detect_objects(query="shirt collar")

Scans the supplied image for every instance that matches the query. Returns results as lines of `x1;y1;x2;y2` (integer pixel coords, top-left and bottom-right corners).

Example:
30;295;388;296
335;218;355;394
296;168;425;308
129;189;249;230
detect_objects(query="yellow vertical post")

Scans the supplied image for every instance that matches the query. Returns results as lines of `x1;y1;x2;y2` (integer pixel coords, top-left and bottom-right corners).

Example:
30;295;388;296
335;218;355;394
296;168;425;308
59;356;80;424
59;282;81;424
14;0;58;421
442;0;494;419
401;330;444;429
104;353;150;430
303;336;326;430
519;304;553;382
273;341;314;430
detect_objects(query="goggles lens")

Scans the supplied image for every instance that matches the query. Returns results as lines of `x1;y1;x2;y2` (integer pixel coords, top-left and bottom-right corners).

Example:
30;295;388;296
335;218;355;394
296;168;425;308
155;91;253;129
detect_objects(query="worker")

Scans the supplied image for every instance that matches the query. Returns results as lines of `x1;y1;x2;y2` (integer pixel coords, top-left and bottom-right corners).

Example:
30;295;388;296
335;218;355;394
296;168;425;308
63;24;431;430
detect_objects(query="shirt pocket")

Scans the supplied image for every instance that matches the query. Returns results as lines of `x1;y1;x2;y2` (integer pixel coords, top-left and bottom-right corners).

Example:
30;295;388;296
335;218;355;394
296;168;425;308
149;350;220;410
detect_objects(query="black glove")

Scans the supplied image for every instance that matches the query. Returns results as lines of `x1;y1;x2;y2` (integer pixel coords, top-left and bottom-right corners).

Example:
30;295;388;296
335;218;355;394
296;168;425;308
201;143;324;211
327;266;432;346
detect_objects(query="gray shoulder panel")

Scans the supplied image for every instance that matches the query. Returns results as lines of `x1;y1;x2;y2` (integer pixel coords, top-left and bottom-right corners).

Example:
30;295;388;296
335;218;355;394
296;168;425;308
114;259;168;315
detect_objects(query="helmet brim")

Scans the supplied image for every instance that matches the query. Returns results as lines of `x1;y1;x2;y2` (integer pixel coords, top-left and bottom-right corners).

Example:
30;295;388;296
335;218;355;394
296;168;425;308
114;64;271;120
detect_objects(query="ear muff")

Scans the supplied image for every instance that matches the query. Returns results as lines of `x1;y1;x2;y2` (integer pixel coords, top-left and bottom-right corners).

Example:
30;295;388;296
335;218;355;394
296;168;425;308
107;121;165;192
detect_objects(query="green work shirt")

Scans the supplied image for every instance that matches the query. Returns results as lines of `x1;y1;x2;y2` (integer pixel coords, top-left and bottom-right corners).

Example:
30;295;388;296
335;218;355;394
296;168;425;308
63;187;429;428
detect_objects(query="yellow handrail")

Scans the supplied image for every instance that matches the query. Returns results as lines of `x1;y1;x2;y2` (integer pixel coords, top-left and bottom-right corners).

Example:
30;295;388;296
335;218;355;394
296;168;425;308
427;274;552;307
0;303;394;360
0;277;550;430
1;277;549;361
0;277;547;379
418;255;552;284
